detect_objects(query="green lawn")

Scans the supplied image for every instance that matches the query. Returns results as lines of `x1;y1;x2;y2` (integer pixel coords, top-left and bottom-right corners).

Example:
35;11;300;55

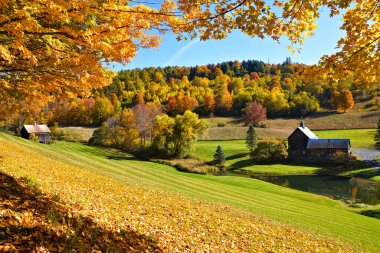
314;129;375;149
195;140;329;175
2;133;380;251
194;128;379;178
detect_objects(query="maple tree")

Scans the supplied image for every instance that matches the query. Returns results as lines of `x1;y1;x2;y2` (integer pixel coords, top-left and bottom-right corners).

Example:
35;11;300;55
0;0;181;117
243;102;267;126
331;89;355;112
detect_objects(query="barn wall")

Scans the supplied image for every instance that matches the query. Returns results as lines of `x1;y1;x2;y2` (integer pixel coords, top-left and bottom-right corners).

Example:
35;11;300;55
288;129;309;159
20;127;30;140
307;148;349;157
36;133;51;144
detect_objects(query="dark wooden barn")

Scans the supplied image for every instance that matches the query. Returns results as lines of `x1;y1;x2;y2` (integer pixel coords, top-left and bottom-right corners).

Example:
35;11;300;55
20;123;51;143
287;121;351;161
307;139;351;158
287;121;318;159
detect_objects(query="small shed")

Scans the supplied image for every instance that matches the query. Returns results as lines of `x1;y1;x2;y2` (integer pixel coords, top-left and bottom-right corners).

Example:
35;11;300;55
20;123;51;143
307;139;351;158
287;121;318;159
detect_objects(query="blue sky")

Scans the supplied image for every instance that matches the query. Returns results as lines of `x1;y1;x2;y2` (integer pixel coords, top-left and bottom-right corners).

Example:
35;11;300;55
111;10;345;71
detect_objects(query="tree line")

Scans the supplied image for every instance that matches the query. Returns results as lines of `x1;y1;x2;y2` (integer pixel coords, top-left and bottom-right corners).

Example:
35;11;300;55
32;58;363;127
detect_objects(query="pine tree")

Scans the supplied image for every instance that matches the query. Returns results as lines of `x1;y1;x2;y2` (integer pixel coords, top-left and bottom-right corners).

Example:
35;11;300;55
213;146;226;172
374;118;380;150
246;125;258;153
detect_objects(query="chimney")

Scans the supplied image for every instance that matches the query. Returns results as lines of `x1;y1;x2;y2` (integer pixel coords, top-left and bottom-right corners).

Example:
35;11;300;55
300;120;305;128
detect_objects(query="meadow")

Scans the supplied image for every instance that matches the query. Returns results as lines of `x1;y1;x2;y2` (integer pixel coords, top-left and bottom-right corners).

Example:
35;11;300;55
1;133;380;252
202;110;378;140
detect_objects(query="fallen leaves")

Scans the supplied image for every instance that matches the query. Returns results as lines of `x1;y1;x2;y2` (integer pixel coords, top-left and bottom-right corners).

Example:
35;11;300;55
0;135;360;252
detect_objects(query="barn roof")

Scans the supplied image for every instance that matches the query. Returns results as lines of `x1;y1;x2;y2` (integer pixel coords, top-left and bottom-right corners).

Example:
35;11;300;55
288;126;318;140
307;139;351;149
297;127;318;139
23;124;51;133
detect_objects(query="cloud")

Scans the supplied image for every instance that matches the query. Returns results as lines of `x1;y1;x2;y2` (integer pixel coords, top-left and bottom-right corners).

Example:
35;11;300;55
164;40;199;66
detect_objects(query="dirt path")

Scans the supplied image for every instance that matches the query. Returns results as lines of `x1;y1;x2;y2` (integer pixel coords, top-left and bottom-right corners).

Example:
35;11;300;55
351;148;380;170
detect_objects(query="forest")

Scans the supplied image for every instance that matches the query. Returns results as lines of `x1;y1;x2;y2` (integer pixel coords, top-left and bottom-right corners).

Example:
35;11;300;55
19;58;376;129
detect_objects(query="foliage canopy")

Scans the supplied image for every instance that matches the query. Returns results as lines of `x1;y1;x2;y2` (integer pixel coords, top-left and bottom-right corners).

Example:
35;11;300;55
1;0;379;116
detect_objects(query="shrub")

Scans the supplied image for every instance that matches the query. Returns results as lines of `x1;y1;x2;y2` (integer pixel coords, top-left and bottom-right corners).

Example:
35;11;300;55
29;133;38;142
332;150;350;164
217;123;225;127
251;138;287;163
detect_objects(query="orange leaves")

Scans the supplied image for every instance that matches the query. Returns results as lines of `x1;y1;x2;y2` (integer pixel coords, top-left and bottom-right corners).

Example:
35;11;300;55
0;0;180;117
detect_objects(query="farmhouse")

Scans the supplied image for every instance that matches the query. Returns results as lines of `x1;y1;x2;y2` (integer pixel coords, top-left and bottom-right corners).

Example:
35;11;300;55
287;121;351;161
20;123;51;143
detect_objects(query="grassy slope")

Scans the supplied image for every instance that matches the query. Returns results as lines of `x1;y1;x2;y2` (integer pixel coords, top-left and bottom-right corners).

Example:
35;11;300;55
1;133;380;251
314;129;376;150
203;110;378;141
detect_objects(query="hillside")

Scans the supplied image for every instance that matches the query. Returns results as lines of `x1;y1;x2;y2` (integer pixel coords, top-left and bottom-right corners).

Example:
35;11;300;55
203;110;378;140
1;133;380;251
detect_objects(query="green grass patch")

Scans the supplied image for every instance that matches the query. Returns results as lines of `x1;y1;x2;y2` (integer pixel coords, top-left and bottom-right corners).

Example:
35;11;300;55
314;129;375;149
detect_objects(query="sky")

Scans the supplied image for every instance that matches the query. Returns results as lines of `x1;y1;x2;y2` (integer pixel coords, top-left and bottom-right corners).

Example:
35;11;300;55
111;9;345;71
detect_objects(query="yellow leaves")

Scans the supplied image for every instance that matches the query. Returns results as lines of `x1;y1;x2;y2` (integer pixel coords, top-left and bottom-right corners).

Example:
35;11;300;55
0;135;360;252
287;45;295;54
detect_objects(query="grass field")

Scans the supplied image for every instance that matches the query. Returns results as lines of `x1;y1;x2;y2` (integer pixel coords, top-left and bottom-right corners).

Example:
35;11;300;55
205;111;379;130
195;140;329;175
194;128;378;179
315;129;376;149
1;133;380;251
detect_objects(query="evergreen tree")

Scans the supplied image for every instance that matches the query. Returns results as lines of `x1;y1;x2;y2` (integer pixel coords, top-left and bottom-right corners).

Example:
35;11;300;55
374;118;380;150
246;125;258;153
213;146;226;172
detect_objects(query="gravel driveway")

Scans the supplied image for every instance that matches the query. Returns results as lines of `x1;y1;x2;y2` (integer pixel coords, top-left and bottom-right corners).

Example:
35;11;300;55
351;148;380;170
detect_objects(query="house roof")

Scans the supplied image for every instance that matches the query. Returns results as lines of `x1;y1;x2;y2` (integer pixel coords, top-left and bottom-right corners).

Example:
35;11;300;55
288;126;318;140
23;125;51;134
307;139;351;149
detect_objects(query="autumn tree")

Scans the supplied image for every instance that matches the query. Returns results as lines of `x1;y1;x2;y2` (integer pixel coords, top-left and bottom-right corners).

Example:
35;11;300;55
166;92;198;115
290;91;320;116
151;114;175;156
152;111;207;158
217;89;233;114
331;89;355;112
0;0;183;119
92;97;115;125
90;109;140;151
133;102;162;145
243;102;267;126
172;111;207;158
203;93;216;115
251;138;287;163
1;0;379;122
